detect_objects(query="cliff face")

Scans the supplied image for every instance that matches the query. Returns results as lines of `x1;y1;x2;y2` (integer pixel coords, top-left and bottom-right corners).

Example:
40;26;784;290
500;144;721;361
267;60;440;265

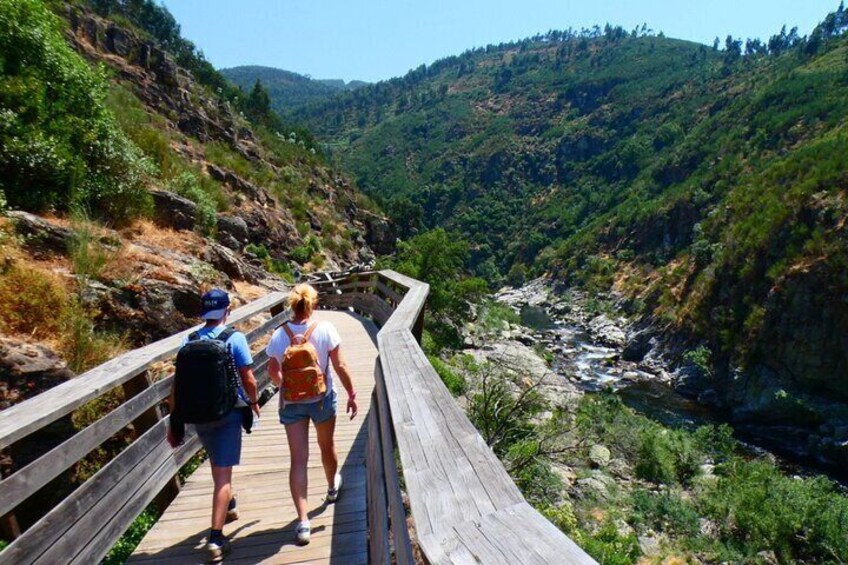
62;6;393;269
0;4;394;408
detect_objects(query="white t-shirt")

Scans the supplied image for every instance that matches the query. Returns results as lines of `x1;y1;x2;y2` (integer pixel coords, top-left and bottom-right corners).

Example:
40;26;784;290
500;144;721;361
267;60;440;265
265;320;342;404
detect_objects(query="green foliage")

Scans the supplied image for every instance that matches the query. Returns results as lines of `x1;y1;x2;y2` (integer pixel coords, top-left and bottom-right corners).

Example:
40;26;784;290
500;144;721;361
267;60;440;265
166;171;221;234
477;300;520;332
630;488;700;536
700;459;848;561
427;354;467;396
578;521;641;565
635;427;700;486
102;506;159;565
68;210;118;283
0;0;152;223
290;234;322;265
245;243;294;280
60;298;125;373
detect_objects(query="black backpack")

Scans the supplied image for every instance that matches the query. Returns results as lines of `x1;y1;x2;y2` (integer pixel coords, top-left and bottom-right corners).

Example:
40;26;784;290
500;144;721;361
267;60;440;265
173;328;239;424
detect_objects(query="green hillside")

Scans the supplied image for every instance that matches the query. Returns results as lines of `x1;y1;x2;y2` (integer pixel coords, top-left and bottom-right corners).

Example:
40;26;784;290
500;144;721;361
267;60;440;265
221;65;366;115
294;14;848;385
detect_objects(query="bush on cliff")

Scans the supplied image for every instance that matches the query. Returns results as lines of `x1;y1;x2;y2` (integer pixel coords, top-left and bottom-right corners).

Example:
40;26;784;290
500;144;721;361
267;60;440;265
0;0;152;223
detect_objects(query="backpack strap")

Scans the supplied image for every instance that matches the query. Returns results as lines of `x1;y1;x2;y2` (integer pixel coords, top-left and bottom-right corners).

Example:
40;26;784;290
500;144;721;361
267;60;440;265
188;331;201;341
303;322;318;341
282;323;296;341
217;327;236;343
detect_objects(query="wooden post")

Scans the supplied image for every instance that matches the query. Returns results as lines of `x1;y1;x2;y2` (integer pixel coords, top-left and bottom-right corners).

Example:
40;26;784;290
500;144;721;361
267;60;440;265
412;305;425;344
121;371;180;510
1;511;20;541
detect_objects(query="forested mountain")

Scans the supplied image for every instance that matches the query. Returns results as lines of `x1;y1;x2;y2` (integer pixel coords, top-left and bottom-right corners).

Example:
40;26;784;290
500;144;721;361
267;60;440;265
221;65;367;115
294;10;848;443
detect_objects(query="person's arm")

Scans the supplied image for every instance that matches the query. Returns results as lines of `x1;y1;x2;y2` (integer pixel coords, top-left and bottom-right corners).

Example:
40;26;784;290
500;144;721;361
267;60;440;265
239;366;260;417
269;356;282;388
329;346;358;419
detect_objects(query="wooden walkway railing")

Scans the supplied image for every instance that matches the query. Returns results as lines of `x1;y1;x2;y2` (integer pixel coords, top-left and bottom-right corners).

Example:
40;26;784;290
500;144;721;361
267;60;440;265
0;270;595;564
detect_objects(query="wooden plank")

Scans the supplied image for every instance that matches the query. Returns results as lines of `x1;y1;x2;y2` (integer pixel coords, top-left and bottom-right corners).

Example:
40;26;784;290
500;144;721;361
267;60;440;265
0;377;170;517
0;292;287;451
366;402;389;564
373;362;414;564
129;310;378;565
0;415;198;565
374;281;403;305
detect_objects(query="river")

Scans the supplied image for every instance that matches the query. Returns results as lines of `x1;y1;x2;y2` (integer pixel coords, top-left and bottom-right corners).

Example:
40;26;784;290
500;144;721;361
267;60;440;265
518;304;848;484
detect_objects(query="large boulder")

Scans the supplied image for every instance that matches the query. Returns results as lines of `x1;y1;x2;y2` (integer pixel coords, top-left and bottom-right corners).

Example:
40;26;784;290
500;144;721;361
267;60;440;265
358;210;395;256
0;337;75;409
151;190;198;231
8;211;74;257
216;214;249;250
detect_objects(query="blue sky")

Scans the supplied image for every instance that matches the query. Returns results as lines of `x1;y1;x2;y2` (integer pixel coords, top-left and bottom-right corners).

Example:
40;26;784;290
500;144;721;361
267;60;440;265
161;0;841;83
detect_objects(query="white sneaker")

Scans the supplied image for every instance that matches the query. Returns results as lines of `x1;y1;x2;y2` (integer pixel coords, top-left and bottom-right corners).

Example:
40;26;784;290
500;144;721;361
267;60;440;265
326;473;342;502
295;520;311;545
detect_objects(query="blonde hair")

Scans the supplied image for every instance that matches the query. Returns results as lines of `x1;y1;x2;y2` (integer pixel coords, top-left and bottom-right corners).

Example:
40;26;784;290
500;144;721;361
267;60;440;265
288;283;318;318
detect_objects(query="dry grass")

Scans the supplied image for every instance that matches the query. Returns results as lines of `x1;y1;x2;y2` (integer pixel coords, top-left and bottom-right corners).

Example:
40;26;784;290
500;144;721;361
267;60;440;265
123;219;204;255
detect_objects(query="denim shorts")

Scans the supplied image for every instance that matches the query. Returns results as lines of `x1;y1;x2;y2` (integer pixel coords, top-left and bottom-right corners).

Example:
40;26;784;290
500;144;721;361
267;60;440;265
279;390;337;425
194;409;242;467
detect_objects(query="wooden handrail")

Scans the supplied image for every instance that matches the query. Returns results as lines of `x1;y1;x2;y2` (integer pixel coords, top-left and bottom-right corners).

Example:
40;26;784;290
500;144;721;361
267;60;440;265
316;271;596;565
0;292;288;564
0;270;595;564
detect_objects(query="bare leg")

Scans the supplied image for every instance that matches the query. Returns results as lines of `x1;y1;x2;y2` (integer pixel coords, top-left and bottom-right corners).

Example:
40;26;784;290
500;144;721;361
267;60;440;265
284;419;310;522
314;416;338;488
210;465;232;530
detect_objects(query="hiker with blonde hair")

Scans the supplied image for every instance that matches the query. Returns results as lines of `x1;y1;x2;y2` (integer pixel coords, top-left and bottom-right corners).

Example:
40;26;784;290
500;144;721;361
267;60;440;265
265;283;358;545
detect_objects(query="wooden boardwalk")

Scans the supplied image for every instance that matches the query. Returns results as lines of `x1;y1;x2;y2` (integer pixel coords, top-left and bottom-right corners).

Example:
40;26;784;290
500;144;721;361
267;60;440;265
129;310;378;565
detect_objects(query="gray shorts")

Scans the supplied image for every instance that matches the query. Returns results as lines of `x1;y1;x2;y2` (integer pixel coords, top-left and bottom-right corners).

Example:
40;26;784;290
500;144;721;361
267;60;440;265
194;409;242;467
279;390;337;426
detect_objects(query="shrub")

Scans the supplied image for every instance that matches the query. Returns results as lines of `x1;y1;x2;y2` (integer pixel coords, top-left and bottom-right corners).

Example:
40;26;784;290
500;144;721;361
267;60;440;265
101;507;159;565
166;171;219;234
631;488;700;535
68;211;119;283
578;521;641;565
635;427;700;486
0;0;152;223
60;299;125;373
0;264;67;338
428;355;467;396
700;458;848;561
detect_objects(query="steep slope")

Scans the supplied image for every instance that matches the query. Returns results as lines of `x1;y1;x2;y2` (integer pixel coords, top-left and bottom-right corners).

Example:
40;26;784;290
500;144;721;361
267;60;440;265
221;65;367;115
0;0;392;386
295;16;848;461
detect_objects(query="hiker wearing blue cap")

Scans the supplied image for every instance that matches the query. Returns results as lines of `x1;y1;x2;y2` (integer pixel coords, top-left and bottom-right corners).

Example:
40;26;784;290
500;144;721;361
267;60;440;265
167;288;259;562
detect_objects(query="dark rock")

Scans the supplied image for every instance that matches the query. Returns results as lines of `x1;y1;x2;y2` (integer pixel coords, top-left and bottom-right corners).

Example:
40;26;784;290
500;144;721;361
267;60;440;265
202;244;262;284
216;214;249;250
697;389;722;408
89;279;201;345
622;329;654;362
0;337;75;410
673;364;712;397
150;190;198;231
8;211;74;256
104;23;133;57
359;210;395;255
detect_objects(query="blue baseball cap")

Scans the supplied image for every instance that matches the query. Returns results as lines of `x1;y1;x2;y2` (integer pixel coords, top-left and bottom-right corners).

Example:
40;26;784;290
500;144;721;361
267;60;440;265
200;288;230;320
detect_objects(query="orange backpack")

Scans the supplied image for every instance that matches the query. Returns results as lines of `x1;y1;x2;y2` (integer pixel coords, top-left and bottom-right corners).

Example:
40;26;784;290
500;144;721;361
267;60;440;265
280;322;327;402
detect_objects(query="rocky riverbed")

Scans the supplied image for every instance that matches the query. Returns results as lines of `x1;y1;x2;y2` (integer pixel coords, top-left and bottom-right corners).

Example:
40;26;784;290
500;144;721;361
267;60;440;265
465;278;848;483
